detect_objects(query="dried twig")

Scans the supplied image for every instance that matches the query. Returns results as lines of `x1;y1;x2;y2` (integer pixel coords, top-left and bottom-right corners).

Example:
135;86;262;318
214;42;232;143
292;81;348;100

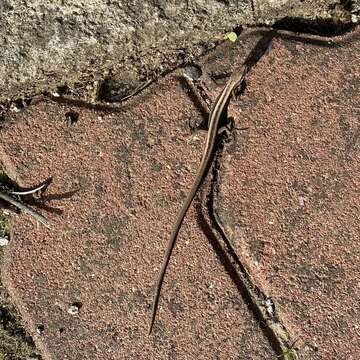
0;192;50;228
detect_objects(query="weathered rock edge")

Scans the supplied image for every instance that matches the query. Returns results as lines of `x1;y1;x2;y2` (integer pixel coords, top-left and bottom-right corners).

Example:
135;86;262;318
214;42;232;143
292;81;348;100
0;0;356;102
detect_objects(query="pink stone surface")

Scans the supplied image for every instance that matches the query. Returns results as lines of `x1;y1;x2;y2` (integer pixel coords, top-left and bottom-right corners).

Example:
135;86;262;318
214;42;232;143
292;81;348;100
218;29;360;359
0;73;273;358
0;27;359;359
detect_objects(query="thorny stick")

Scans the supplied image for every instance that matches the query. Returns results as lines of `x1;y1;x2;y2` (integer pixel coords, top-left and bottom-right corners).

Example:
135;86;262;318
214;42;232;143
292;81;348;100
0;192;50;228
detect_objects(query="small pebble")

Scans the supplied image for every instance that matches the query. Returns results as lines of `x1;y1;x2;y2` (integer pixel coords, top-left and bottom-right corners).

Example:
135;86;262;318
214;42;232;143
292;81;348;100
148;137;156;146
299;196;305;207
0;237;9;246
36;324;44;334
183;65;202;81
265;298;275;317
68;302;82;315
9;103;21;112
68;305;79;315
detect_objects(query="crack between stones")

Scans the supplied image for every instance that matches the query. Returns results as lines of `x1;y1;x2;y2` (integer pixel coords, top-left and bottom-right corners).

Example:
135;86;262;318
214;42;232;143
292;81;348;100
203;138;298;359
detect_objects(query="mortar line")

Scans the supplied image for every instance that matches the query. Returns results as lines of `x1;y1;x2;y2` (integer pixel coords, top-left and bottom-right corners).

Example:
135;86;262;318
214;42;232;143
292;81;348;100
206;138;298;359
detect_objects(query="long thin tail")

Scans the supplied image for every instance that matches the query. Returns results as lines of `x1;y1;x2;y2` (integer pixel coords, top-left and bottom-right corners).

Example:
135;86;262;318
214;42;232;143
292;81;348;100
149;159;209;334
149;64;248;333
148;179;202;334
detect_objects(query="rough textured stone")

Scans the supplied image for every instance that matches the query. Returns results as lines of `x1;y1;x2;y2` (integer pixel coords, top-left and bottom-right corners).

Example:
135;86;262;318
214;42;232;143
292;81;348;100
0;42;276;357
0;26;358;359
255;0;354;24
0;0;356;102
1;0;254;101
216;28;360;359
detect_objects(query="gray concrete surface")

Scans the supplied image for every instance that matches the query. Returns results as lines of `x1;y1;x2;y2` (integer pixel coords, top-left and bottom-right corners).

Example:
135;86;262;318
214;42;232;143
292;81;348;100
0;0;357;102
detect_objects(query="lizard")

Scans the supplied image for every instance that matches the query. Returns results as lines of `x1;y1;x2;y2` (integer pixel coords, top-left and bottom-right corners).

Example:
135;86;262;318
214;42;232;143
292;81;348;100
149;64;249;334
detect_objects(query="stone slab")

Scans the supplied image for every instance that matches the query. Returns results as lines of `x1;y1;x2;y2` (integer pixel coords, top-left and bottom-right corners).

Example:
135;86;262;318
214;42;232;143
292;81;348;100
216;28;360;359
0;38;275;358
1;1;356;101
0;27;359;359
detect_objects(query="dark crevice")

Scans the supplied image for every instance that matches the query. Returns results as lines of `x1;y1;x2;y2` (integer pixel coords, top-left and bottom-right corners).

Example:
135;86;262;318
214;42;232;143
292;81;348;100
0;171;14;190
193;123;296;358
273;15;355;37
340;0;353;12
191;30;297;356
205;141;295;358
97;77;127;101
56;85;70;96
64;110;79;124
243;30;277;70
70;301;83;310
178;75;210;131
232;25;244;37
0;305;30;340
